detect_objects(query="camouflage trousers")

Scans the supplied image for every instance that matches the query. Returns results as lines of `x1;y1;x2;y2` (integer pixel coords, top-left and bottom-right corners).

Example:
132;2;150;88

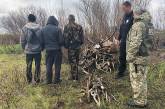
68;49;80;80
129;63;148;106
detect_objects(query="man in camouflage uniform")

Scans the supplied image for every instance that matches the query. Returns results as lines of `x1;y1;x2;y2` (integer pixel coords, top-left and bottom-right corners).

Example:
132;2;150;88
63;15;84;81
126;7;152;108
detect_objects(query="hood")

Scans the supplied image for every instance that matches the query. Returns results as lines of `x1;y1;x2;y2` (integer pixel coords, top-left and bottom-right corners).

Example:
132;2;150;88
134;11;152;23
47;16;59;26
24;22;40;30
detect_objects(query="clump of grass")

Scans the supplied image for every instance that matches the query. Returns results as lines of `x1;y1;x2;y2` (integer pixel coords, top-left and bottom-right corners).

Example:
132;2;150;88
148;62;165;83
0;66;27;109
0;44;23;54
0;54;165;109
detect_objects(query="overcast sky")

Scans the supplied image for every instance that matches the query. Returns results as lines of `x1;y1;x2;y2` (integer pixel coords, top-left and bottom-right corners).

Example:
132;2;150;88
0;0;165;31
0;0;164;15
0;0;79;17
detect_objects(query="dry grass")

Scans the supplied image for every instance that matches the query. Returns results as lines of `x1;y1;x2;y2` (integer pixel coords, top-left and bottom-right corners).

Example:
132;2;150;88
0;34;19;45
0;54;165;109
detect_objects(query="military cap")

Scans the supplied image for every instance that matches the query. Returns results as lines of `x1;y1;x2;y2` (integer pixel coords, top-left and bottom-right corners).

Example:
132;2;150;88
133;6;144;15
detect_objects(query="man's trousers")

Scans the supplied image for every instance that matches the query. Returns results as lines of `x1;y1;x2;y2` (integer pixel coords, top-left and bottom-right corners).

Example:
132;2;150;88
129;63;148;106
45;50;62;83
68;49;80;80
26;53;41;83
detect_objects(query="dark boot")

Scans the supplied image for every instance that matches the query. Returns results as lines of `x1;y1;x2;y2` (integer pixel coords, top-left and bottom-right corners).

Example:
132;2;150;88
53;79;62;84
115;73;125;79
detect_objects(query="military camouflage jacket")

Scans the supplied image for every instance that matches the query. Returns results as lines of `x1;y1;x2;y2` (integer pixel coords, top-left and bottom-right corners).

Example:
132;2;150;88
127;12;152;65
63;22;84;49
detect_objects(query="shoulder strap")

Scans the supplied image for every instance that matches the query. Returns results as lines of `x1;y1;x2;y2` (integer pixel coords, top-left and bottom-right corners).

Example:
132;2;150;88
28;29;41;43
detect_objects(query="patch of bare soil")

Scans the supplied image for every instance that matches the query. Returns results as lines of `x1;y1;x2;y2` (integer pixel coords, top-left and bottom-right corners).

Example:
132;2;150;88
150;49;165;64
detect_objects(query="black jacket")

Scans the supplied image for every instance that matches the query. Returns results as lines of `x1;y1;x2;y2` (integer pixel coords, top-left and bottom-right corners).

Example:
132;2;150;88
119;11;134;43
39;16;63;51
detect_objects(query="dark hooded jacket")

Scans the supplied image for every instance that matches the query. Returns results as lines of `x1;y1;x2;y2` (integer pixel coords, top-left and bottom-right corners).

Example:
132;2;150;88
119;11;134;43
40;16;63;51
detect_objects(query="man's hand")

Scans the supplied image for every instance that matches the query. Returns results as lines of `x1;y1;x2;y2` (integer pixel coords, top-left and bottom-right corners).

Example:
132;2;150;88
113;37;120;47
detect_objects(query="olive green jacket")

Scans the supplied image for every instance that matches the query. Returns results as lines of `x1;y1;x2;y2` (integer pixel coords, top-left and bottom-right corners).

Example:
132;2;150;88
127;12;152;65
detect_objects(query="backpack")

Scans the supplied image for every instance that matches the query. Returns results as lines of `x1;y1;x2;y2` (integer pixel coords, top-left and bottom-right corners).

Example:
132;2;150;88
27;29;40;44
25;29;41;52
146;22;155;50
139;22;155;56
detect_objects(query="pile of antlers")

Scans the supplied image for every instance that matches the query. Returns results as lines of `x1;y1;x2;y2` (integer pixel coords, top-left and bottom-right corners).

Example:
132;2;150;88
79;31;119;106
79;42;119;74
81;74;117;107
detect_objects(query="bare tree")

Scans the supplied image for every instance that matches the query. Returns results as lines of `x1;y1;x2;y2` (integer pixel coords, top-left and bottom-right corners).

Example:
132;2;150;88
78;0;93;33
78;0;126;43
0;6;47;35
152;6;165;30
78;0;112;42
78;0;152;33
133;0;150;8
56;8;70;30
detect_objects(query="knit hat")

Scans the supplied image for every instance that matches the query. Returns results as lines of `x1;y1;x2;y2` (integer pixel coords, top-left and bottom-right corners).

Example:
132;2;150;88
68;14;75;21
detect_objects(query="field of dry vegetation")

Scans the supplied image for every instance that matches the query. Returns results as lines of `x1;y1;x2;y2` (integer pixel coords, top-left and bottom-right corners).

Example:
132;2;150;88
0;0;165;108
0;31;164;109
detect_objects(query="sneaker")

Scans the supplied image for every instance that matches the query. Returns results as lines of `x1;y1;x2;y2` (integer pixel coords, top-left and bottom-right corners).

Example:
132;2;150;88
127;100;147;108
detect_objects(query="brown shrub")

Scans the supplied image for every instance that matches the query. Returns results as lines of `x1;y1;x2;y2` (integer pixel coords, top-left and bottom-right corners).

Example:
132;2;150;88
0;34;19;45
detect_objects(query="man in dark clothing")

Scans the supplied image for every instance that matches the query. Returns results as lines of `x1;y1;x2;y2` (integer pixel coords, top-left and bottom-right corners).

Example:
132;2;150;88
117;1;134;79
20;14;42;83
39;16;63;84
63;15;84;81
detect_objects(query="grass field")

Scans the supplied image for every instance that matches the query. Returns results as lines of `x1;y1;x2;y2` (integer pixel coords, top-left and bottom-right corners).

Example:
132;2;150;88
0;44;22;54
0;53;165;109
